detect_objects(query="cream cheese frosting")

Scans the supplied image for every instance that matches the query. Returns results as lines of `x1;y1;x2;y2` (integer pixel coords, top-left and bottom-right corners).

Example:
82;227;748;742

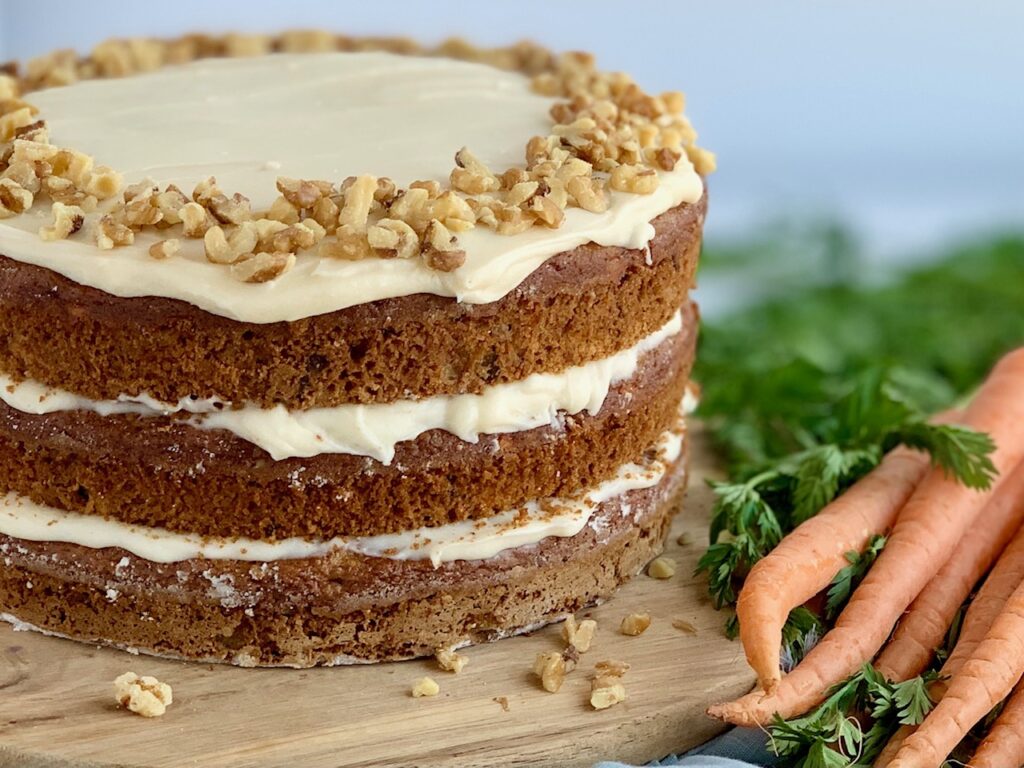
0;310;682;462
0;422;685;566
0;52;703;322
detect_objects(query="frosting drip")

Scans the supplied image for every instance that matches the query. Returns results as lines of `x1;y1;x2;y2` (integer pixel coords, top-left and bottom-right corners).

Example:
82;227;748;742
0;52;703;322
0;422;686;566
0;310;682;462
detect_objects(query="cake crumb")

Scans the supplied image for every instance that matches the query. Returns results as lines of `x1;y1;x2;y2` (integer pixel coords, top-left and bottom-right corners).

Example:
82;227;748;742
620;612;652;636
676;532;691;546
561;615;597;653
647;556;676;579
493;696;510;712
113;672;172;717
672;619;698;635
411;676;440;697
533;650;574;693
435;647;467;674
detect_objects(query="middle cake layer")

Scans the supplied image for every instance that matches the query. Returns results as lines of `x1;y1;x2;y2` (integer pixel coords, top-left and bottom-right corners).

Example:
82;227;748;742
0;303;697;540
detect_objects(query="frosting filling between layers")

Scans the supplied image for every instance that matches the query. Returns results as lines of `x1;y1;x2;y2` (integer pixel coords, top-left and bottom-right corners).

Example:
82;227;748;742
0;419;685;566
0;52;703;322
0;310;682;463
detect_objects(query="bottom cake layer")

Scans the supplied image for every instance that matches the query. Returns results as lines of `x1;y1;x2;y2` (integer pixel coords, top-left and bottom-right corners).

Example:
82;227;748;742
0;440;688;667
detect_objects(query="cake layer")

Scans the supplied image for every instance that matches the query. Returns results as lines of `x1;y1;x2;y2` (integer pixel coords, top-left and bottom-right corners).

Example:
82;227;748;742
0;450;687;666
0;303;696;539
0;309;683;463
1;52;704;324
0;420;684;565
0;194;704;408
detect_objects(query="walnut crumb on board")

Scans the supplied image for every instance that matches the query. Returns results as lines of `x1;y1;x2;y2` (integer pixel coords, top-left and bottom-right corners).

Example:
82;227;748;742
590;659;629;710
411;676;440;697
672;619;698;635
113;672;172;717
561;615;597;653
435;647;467;673
620;612;652;636
533;650;575;693
493;696;510;712
647;556;677;579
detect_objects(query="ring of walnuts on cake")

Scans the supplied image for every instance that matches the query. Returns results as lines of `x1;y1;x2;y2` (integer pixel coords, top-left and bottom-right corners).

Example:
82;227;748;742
0;32;714;283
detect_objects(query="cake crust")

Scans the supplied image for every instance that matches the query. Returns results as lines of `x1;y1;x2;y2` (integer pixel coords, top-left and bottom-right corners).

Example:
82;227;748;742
0;455;686;667
0;195;704;408
0;304;696;539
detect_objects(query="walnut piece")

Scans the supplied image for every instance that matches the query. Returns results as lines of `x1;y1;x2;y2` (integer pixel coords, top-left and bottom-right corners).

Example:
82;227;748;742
590;680;627;710
39;201;84;241
561;615;597;653
647;556;676;579
0;178;33;217
620;612;652;637
672;618;698;635
148;238;180;260
113;672;172;718
411;676;440;698
230;251;296;283
94;215;134;249
421;219;466;271
533;650;575;693
435;648;467;674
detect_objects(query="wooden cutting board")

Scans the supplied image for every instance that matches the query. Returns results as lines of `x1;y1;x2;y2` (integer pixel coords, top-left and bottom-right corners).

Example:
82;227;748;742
0;430;754;768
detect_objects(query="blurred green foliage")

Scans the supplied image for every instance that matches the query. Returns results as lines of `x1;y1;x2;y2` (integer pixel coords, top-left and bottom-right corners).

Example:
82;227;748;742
695;231;1024;472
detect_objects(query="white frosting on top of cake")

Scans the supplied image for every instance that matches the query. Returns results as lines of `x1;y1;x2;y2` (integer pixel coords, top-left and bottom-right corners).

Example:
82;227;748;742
0;52;703;322
0;310;682;462
0;422;685;566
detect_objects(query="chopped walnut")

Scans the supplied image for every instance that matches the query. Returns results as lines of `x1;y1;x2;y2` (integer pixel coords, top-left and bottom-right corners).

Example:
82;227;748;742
204;223;258;264
2;160;42;195
411;676;440;698
39;202;84;241
620;612;652;637
276;176;330;209
180;201;216;237
647;556;676;579
0;106;36;142
320;225;373;260
590;680;627;710
148;239;180;260
421;219;466;271
561;615;598;653
265;195;300;224
609;164;659;194
672;618;697;635
435;648;467;674
84;166;123;200
154;185;189;224
94;215;134;249
42;176;97;211
0;178;33;217
113;672;172;718
224;33;273;58
368;218;419;259
533;651;574;693
451;147;499;194
567;175;609;213
685;145;717;175
208;192;253;225
338;174;377;229
231;251;296;283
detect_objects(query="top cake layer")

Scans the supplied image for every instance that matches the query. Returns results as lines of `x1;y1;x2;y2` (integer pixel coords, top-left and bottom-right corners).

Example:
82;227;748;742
0;41;708;323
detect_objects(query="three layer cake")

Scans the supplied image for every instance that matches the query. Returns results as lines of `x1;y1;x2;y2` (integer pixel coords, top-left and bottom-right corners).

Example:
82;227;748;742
0;32;711;666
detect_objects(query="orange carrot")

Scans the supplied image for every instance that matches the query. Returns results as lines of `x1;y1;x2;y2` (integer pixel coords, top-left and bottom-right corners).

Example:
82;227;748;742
710;347;1024;726
875;461;1024;683
737;447;932;692
970;680;1024;768
889;578;1024;768
874;517;1024;766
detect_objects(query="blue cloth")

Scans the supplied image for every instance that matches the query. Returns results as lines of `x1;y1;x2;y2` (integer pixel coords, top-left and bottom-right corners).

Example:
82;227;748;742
595;727;780;768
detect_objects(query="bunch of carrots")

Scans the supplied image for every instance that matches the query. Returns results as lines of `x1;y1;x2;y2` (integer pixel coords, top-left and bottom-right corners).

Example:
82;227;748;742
707;347;1024;767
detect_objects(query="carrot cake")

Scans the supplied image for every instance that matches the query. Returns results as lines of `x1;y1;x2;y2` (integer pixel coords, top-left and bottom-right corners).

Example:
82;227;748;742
0;31;712;666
